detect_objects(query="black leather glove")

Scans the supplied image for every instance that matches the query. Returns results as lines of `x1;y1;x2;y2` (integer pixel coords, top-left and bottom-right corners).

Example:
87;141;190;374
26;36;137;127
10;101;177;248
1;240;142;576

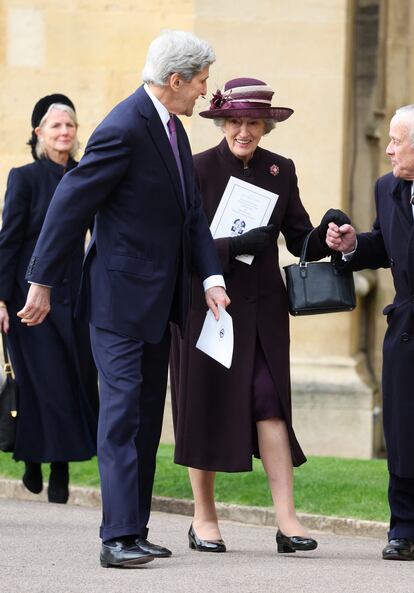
317;208;351;245
229;224;276;257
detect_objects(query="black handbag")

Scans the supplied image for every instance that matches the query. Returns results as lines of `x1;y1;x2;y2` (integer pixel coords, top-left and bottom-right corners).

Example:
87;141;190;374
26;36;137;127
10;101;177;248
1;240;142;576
283;229;356;316
0;333;18;452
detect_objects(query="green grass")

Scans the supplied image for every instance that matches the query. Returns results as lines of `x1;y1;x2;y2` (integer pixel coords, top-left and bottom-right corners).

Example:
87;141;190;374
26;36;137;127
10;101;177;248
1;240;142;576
0;444;389;522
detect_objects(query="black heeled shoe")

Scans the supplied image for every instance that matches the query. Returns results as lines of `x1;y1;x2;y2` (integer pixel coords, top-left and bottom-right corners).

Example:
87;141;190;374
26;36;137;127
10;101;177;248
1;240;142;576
22;462;43;494
48;462;69;504
276;529;318;553
188;524;226;553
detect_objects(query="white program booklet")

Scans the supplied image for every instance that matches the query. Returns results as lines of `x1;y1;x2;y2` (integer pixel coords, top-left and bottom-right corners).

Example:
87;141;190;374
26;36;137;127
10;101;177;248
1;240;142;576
210;176;278;265
196;305;233;369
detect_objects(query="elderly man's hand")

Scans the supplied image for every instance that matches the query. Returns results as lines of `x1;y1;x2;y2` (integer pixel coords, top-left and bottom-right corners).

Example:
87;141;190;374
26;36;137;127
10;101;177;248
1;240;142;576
318;208;351;245
326;222;357;254
205;286;231;320
17;284;51;326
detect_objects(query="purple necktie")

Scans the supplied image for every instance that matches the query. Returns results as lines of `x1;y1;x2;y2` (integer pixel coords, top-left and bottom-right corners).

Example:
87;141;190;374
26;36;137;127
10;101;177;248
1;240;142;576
167;116;187;204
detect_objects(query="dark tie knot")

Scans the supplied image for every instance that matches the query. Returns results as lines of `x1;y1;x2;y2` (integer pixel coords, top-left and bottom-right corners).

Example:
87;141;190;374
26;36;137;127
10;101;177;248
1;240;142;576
410;182;414;205
403;180;414;206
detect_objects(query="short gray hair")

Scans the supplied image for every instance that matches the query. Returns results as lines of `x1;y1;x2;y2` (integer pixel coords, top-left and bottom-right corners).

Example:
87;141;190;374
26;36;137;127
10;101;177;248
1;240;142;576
394;104;414;146
142;30;215;86
214;118;276;135
36;103;79;159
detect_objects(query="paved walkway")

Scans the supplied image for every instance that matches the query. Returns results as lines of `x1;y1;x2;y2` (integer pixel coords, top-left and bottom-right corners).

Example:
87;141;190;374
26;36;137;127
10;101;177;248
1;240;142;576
1;497;412;593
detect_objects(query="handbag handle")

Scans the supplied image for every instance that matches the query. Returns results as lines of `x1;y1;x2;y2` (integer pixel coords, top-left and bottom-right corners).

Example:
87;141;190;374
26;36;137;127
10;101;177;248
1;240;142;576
2;333;17;418
299;229;315;264
2;333;13;378
298;228;340;279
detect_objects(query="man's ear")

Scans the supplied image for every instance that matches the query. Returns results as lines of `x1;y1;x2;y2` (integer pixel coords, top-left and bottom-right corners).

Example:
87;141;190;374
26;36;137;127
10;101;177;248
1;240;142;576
169;73;182;91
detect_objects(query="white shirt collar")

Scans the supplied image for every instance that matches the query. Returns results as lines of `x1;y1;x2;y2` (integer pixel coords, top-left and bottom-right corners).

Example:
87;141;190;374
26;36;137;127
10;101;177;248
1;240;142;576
143;84;170;136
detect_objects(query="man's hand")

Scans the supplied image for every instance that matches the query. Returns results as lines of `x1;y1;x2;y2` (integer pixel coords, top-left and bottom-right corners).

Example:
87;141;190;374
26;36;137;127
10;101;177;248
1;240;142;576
326;222;357;254
17;284;51;326
317;208;351;245
205;286;231;321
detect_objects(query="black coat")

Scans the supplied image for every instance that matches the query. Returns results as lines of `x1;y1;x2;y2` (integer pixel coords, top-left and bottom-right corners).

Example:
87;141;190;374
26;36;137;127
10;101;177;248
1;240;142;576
348;173;414;477
0;158;98;462
170;140;328;472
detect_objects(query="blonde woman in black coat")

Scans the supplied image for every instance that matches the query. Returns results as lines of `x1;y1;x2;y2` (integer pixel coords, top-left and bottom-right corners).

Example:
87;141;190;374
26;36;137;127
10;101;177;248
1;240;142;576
0;95;98;503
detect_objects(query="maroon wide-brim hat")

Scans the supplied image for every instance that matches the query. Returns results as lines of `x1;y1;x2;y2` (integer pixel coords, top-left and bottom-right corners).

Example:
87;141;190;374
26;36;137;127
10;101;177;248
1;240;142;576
199;77;293;122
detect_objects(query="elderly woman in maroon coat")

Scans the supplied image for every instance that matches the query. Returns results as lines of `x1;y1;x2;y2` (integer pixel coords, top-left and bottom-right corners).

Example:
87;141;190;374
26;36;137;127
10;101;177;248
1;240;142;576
170;77;348;554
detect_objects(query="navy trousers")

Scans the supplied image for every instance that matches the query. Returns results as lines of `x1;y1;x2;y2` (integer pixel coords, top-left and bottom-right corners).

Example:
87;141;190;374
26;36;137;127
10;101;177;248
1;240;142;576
388;472;414;541
89;324;170;542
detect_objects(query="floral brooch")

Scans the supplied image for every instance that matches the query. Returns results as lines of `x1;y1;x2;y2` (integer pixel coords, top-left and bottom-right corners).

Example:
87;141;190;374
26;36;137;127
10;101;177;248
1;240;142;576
210;89;232;109
270;164;280;176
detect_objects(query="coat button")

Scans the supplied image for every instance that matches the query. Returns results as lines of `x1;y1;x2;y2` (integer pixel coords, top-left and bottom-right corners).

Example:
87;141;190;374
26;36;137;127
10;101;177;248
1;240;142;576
390;258;394;267
63;298;70;305
401;332;409;342
62;278;69;285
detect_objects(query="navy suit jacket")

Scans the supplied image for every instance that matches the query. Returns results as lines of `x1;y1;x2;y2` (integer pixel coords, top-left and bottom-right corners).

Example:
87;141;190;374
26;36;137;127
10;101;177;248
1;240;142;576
26;86;222;343
347;173;414;476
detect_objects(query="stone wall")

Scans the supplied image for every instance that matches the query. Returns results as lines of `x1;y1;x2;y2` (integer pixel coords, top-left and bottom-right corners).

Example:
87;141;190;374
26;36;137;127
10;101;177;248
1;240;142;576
3;0;414;458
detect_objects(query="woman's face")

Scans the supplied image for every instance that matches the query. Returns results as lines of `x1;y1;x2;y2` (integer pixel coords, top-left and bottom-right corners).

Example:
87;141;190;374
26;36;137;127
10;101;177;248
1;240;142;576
36;108;77;162
223;117;266;165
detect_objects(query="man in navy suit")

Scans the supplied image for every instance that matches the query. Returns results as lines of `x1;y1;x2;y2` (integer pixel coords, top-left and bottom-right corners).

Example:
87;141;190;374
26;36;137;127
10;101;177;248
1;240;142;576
327;104;414;561
19;30;230;568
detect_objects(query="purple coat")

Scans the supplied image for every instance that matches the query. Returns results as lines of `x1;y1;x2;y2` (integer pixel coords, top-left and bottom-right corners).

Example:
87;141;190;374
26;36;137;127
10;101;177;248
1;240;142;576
170;139;328;472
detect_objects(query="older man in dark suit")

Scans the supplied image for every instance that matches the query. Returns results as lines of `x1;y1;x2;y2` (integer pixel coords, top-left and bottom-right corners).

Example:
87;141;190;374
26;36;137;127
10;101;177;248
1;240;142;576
327;104;414;561
18;30;229;568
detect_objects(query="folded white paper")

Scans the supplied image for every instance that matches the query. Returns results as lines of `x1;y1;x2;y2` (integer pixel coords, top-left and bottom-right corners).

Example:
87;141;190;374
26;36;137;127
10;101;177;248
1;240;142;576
196;305;234;369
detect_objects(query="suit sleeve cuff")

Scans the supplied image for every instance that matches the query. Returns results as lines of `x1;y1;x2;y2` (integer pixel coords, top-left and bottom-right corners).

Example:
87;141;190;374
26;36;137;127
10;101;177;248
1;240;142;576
28;281;53;288
342;239;358;261
203;275;226;291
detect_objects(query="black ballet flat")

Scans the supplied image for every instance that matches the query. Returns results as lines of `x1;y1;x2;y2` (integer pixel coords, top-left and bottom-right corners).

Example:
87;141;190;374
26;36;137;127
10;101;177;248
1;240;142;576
188;524;226;553
276;529;318;553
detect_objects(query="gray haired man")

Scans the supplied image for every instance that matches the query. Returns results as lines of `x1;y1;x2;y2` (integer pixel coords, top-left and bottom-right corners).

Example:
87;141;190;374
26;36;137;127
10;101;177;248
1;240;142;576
327;105;414;561
19;30;230;567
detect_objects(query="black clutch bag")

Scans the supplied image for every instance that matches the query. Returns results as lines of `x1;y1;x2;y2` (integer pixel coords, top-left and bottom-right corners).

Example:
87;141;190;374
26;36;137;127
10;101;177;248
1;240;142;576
283;229;356;316
0;333;18;452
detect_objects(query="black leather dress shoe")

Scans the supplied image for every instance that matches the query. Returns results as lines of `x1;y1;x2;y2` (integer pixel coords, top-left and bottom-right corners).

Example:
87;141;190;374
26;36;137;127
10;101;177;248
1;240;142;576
188;524;226;553
135;537;172;557
382;538;414;560
276;529;318;553
47;462;69;504
100;538;154;568
22;462;43;494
